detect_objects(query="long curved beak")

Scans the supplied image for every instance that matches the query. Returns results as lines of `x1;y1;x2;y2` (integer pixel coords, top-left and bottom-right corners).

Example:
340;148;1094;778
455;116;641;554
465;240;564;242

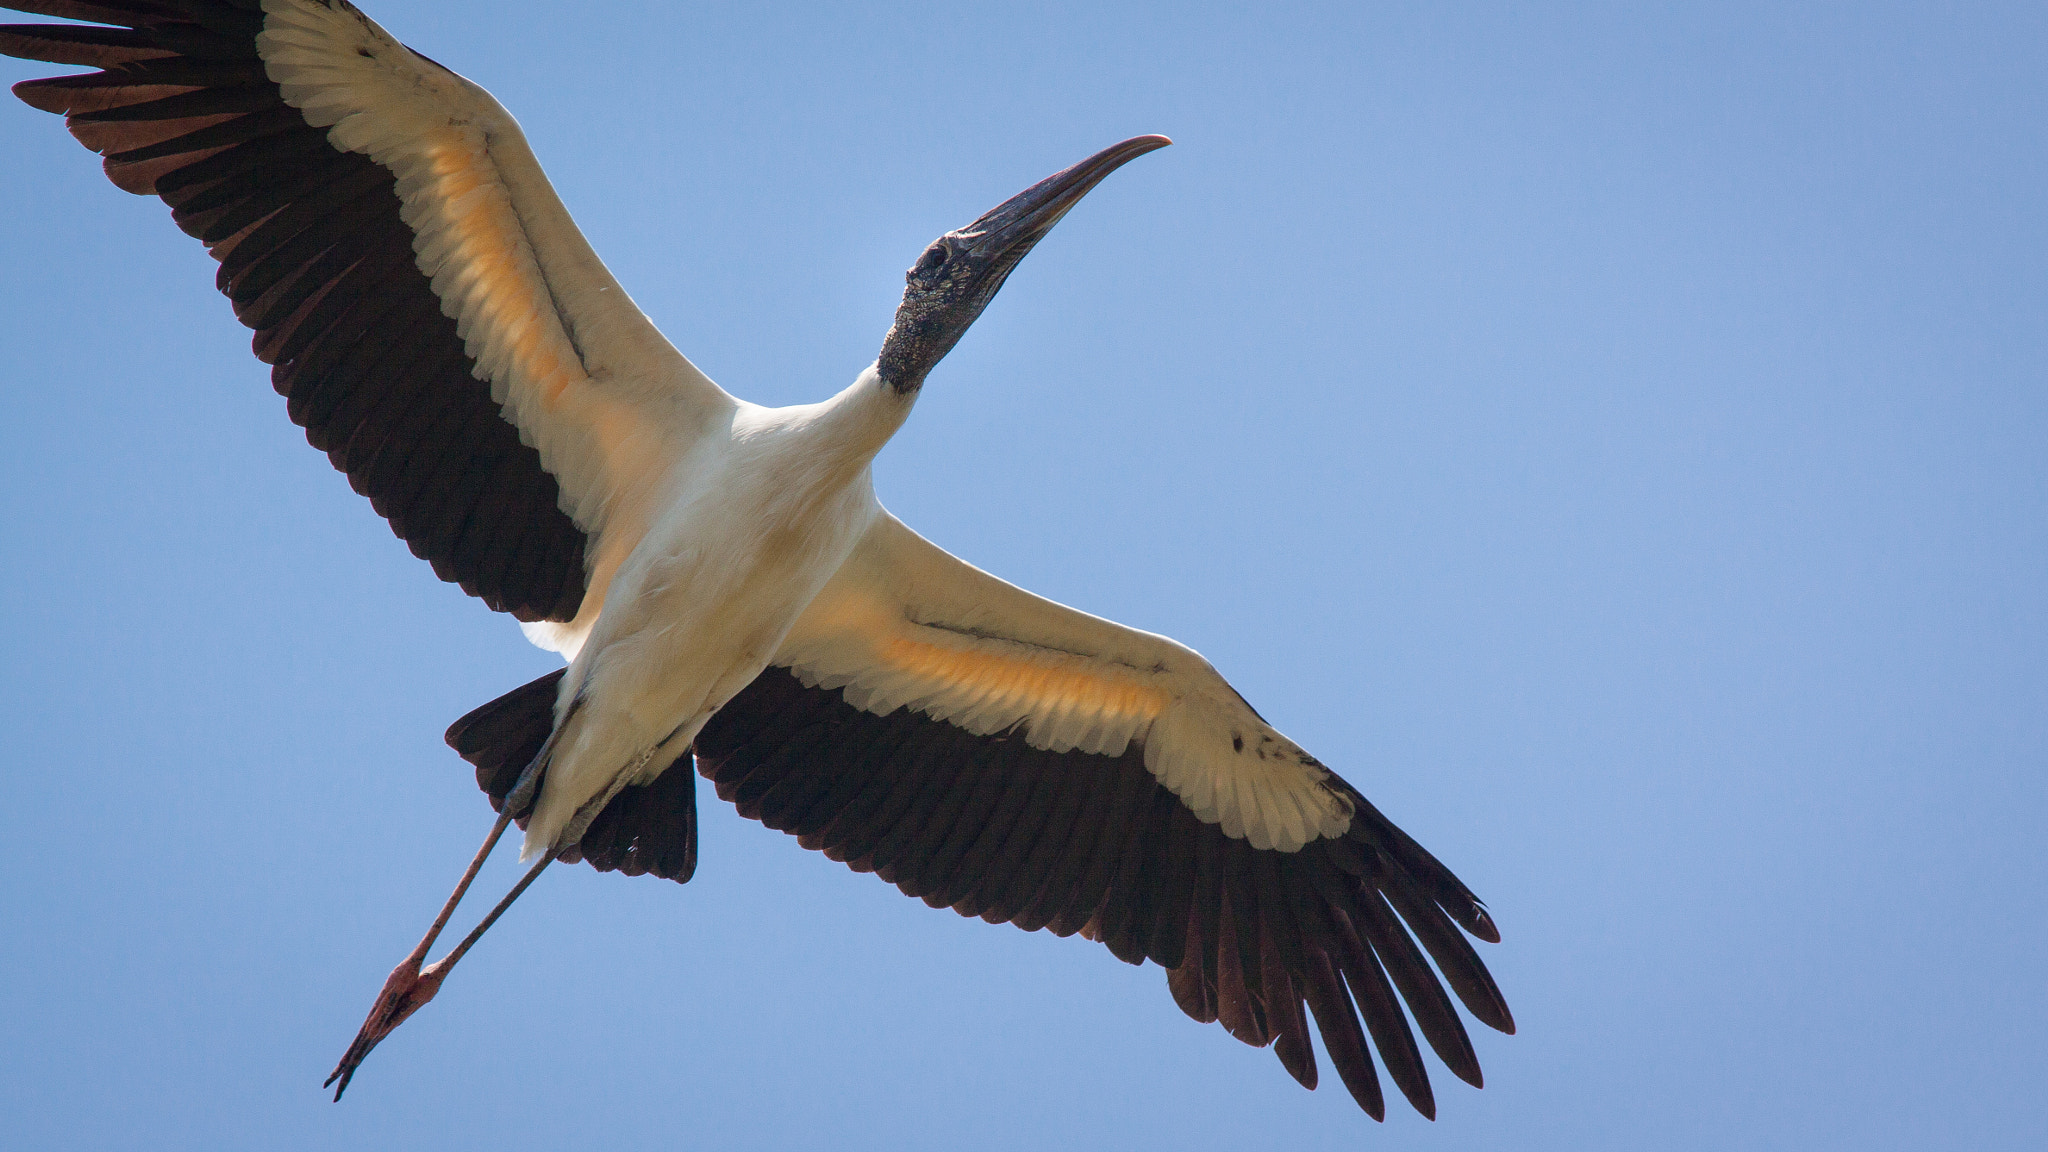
877;135;1172;391
956;134;1173;266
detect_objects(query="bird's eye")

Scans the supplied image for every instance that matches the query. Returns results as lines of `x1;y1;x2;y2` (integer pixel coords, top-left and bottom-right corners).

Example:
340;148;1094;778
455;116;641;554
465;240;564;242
913;245;949;277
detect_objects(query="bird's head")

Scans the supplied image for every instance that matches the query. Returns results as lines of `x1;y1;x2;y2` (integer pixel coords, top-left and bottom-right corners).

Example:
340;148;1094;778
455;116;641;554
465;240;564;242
876;134;1171;393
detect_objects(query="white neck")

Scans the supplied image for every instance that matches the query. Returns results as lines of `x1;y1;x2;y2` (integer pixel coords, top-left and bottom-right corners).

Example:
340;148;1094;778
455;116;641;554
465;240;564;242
800;363;917;472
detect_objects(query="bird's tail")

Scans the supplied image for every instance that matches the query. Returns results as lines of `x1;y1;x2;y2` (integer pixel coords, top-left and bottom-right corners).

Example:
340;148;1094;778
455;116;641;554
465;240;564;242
444;671;699;883
445;670;566;816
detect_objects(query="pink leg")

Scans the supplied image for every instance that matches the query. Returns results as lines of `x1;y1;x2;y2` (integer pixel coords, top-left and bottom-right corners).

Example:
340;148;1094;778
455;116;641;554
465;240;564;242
325;808;552;1100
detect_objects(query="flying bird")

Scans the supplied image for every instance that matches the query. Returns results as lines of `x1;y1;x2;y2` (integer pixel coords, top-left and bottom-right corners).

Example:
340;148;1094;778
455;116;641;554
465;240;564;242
2;0;1515;1118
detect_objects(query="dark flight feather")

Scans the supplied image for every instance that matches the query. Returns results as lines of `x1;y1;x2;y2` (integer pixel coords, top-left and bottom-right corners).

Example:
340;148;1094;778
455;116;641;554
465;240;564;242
5;0;588;622
692;665;1511;1119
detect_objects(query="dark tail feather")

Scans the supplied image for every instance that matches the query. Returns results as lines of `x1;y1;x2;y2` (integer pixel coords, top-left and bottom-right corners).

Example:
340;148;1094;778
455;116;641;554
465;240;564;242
444;670;698;884
446;669;564;813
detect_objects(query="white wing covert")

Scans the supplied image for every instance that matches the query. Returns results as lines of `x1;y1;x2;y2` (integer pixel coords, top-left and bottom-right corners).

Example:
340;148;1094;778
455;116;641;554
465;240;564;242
776;512;1355;851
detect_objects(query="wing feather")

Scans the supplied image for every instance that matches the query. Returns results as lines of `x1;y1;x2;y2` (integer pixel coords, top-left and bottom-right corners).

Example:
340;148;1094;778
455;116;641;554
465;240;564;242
689;515;1513;1117
778;513;1354;852
5;0;734;629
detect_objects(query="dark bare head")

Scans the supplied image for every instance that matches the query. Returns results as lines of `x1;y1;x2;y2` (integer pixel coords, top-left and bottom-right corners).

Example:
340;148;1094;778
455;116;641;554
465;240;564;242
876;135;1171;393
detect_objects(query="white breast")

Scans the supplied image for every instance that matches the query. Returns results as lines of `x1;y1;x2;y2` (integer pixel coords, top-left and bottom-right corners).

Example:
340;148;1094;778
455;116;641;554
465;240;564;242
519;370;912;855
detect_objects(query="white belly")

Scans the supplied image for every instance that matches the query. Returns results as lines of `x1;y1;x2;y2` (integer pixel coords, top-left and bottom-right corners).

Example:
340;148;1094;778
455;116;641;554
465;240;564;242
518;406;887;858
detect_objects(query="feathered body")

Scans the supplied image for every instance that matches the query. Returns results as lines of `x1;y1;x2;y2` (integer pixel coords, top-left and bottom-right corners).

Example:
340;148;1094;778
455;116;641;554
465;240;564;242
529;377;908;855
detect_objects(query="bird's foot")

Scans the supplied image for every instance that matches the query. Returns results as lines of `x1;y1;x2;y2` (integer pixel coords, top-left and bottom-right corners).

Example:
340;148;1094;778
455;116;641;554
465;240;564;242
324;954;449;1101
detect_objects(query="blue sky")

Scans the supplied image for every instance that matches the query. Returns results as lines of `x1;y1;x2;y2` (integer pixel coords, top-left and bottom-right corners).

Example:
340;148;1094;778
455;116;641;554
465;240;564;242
1;2;2042;1148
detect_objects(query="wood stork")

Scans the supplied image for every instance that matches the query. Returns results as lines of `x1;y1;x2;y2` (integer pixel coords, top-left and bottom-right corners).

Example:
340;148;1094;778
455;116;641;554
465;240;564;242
3;0;1514;1119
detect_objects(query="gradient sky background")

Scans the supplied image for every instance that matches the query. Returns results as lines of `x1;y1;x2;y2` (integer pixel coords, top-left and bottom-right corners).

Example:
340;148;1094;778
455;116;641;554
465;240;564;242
2;2;2043;1149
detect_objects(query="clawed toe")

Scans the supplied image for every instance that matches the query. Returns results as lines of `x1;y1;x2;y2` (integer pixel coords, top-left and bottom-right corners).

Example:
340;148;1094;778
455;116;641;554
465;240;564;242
325;956;447;1100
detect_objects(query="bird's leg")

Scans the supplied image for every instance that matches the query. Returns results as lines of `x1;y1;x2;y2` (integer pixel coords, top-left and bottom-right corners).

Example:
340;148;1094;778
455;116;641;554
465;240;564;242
325;807;553;1100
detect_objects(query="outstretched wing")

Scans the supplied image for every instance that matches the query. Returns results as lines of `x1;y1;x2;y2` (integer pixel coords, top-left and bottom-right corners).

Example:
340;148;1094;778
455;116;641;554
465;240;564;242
695;513;1513;1119
2;0;732;630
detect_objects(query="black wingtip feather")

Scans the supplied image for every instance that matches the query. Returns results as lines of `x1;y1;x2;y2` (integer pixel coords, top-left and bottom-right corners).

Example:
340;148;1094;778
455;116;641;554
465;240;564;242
1328;905;1436;1116
1466;902;1502;945
1382;884;1516;1037
1301;949;1387;1120
7;2;165;24
1355;889;1483;1088
1261;936;1317;1091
